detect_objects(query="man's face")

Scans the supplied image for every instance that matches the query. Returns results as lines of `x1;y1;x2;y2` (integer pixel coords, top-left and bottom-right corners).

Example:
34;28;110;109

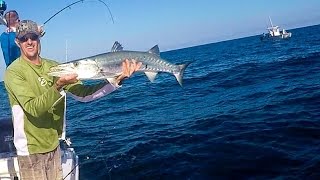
18;33;40;60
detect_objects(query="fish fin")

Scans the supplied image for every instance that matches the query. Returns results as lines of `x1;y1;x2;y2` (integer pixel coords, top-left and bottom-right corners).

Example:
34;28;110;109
174;62;191;87
145;72;158;82
111;41;123;52
106;77;121;87
101;72;116;77
148;45;160;56
106;77;114;83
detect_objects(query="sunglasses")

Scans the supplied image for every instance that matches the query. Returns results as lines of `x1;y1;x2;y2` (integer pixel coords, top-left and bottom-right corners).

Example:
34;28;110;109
18;33;39;42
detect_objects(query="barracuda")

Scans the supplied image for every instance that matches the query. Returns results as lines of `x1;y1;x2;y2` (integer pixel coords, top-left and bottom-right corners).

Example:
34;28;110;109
48;41;190;86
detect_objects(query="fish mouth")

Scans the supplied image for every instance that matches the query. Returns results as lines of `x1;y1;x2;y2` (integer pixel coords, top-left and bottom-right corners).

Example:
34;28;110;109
48;60;101;79
48;64;77;77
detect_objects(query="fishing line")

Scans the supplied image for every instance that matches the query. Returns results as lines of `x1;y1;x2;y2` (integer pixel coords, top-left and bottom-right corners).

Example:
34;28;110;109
43;0;114;25
46;1;114;178
63;132;110;180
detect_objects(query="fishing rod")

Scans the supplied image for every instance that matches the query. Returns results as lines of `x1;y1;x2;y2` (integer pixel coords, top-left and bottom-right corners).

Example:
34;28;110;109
43;0;114;25
0;0;115;27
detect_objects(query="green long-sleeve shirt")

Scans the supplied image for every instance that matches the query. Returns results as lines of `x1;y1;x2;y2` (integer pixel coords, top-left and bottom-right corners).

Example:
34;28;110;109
4;57;117;155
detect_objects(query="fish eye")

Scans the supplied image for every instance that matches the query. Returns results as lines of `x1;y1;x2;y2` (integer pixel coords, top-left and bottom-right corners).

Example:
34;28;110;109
73;62;79;66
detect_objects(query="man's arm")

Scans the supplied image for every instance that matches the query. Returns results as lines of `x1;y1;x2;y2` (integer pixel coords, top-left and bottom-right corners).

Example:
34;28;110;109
57;59;142;102
4;69;63;117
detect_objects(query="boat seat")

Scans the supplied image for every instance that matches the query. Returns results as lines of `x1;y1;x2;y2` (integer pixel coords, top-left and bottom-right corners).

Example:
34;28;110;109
0;117;16;154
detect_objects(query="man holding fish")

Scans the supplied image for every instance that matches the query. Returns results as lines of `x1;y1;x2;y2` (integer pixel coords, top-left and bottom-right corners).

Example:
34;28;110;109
3;19;141;179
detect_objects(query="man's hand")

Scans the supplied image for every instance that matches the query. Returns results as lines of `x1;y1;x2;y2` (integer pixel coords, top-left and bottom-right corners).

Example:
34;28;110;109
115;59;142;85
55;74;78;90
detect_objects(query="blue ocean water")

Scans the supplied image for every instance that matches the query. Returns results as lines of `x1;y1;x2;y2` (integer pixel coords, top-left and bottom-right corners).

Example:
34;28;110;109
1;24;320;179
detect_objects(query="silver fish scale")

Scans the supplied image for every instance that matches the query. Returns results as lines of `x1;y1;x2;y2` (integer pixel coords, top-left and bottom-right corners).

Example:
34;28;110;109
93;51;180;74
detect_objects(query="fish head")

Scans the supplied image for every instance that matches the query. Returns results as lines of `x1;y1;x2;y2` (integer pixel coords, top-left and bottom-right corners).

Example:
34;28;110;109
48;59;101;79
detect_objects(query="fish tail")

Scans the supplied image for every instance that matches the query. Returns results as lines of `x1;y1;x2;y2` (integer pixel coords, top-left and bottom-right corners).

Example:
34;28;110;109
174;62;191;87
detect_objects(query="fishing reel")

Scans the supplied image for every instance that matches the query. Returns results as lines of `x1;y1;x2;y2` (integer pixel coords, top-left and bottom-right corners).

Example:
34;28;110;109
0;0;6;26
0;0;6;15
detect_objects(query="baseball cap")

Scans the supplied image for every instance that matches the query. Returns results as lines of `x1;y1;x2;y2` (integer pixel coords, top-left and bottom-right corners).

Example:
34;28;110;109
16;20;40;39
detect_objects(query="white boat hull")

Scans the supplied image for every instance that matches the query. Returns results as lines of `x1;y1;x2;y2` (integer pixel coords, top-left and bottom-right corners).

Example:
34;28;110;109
260;32;292;40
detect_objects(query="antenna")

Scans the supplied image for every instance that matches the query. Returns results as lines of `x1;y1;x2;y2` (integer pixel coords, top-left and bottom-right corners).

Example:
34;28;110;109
61;39;68;141
65;39;68;62
269;16;274;28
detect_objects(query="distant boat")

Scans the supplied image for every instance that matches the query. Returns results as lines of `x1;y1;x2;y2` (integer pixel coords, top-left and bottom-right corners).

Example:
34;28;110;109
260;16;292;41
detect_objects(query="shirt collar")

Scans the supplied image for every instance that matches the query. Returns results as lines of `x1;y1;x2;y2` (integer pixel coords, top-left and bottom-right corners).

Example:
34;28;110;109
6;27;16;33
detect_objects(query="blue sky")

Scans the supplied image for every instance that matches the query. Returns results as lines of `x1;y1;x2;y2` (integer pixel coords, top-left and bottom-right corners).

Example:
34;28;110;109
0;0;320;80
